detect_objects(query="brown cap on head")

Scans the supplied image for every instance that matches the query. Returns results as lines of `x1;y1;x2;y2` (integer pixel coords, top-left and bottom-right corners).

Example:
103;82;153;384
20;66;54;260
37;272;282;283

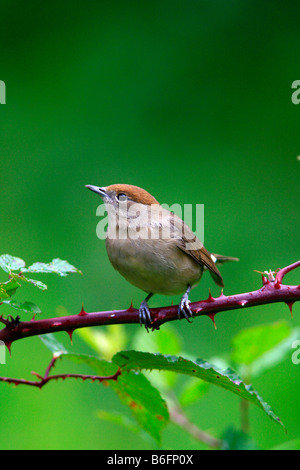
106;184;159;205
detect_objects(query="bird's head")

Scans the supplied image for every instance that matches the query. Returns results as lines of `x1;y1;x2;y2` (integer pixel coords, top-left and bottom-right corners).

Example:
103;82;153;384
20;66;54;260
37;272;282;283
86;184;160;224
86;183;158;206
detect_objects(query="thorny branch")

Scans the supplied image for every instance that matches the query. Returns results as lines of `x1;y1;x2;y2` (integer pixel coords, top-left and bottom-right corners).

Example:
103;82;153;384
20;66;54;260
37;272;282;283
0;261;299;354
0;353;121;388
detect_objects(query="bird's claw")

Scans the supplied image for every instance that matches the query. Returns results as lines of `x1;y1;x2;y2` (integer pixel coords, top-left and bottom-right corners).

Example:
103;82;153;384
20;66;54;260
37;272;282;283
139;299;153;332
178;288;193;322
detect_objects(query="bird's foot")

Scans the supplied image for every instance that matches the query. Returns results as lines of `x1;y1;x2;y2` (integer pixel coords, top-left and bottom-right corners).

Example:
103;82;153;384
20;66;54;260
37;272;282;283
178;286;193;322
139;294;153;332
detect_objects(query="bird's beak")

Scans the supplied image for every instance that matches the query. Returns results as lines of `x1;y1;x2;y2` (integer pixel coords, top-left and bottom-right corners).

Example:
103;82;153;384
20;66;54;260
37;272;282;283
85;185;107;198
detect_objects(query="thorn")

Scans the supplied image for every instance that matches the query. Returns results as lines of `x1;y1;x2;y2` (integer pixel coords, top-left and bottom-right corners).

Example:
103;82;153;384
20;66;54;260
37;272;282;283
31;313;37;321
31;371;43;380
285;301;295;318
66;329;74;343
262;275;269;286
237;300;248;307
127;300;135;312
207;288;215;302
208;313;217;329
274;278;281;289
219;288;225;297
78;304;87;316
0;315;8;326
6;341;11;356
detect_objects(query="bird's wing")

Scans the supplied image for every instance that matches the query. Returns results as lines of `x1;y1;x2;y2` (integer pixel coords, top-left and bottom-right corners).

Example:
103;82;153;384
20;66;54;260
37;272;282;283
169;213;224;287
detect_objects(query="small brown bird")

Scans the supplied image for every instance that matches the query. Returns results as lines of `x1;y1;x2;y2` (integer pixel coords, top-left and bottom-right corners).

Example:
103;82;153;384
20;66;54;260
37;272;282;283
86;184;238;330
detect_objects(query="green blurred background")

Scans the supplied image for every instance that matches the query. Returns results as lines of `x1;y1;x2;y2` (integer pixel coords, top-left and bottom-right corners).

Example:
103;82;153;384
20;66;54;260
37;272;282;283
1;0;299;450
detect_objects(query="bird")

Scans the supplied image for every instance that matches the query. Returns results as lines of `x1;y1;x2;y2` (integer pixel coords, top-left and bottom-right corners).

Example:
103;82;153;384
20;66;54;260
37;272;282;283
86;183;239;330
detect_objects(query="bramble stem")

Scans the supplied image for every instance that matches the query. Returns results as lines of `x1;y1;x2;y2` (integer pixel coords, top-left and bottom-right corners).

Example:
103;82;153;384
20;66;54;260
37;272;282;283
0;354;121;388
0;261;299;351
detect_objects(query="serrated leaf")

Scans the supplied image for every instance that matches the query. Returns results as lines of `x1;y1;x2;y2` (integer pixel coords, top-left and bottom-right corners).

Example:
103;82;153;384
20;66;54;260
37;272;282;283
1;300;41;315
0;278;21;299
64;352;169;444
0;254;25;273
10;273;48;290
39;336;168;444
9;272;48;291
21;258;82;277
132;325;182;391
113;350;284;428
21;276;48;291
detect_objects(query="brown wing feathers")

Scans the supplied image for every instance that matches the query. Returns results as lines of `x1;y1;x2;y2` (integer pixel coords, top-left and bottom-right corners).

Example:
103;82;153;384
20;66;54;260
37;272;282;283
177;239;224;287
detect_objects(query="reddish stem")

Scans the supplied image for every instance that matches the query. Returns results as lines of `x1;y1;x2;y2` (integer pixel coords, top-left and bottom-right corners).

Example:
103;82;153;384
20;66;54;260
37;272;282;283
0;261;299;350
0;355;121;389
275;261;300;285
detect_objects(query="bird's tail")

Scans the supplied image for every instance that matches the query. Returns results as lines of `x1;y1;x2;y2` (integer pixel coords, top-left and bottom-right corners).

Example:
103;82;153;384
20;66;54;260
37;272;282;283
211;253;240;265
202;253;239;287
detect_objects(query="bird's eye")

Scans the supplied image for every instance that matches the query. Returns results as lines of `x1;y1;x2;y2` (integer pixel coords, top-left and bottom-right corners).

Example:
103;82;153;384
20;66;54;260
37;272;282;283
117;193;127;202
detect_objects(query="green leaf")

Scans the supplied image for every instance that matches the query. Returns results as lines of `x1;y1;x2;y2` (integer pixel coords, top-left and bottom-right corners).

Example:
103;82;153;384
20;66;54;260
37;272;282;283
0;256;81;296
21;258;82;277
25;278;48;291
1;300;41;315
19;275;48;290
132;325;182;391
40;336;168;444
0;254;25;273
0;278;21;299
10;272;48;291
68;352;169;444
113;350;284;428
231;321;292;367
